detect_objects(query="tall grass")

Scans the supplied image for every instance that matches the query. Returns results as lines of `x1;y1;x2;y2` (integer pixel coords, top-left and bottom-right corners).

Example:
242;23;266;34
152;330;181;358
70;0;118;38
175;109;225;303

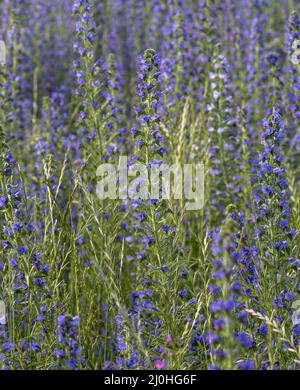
0;0;299;370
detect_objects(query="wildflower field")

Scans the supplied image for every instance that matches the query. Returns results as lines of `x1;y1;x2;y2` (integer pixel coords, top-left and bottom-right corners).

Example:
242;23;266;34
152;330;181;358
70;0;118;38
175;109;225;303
0;0;299;371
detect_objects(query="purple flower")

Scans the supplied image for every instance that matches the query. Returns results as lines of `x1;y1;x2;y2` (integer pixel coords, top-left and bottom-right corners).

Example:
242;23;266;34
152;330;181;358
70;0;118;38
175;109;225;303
235;332;256;349
178;289;188;298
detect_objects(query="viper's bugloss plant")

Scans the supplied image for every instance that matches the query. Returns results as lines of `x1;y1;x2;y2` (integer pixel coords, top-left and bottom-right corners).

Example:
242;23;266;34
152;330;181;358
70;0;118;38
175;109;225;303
0;0;299;371
254;110;299;304
206;44;242;224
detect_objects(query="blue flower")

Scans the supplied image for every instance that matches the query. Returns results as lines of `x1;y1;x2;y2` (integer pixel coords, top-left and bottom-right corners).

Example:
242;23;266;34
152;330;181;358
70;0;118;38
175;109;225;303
278;219;289;229
178;289;188;298
238;360;256;370
235;332;256;349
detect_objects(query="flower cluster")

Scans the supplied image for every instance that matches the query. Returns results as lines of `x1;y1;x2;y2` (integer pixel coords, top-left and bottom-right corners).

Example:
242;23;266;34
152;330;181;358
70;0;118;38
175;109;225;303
0;0;299;371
